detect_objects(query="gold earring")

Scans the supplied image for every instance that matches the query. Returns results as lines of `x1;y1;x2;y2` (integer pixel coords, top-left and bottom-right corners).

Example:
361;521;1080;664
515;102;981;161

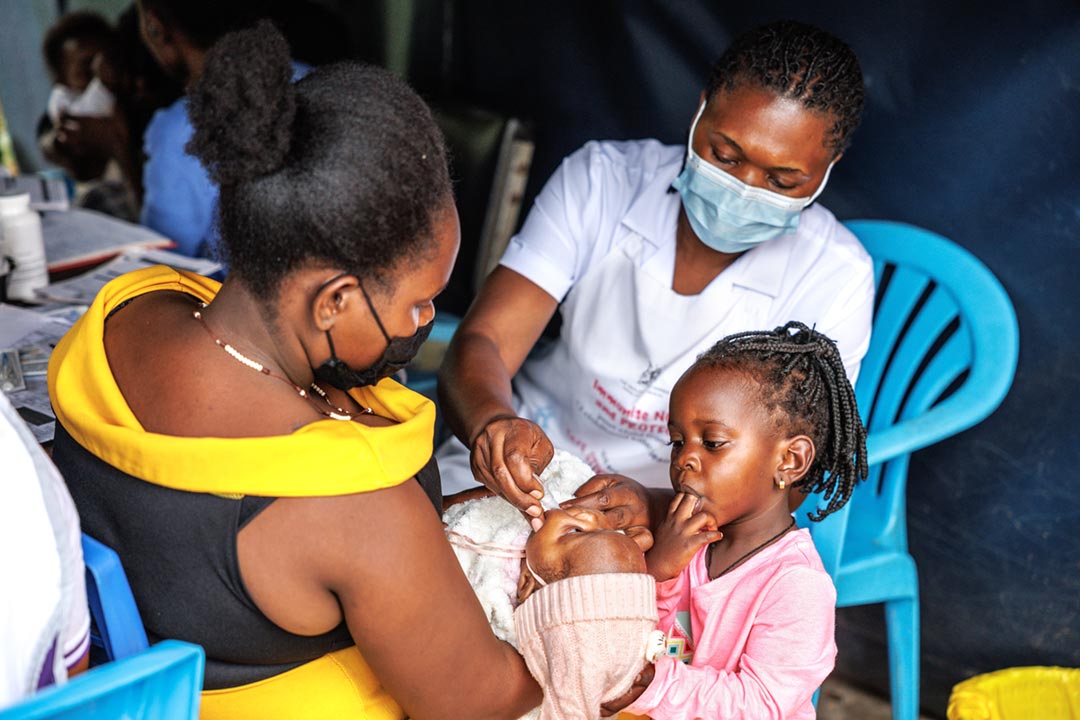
777;478;786;490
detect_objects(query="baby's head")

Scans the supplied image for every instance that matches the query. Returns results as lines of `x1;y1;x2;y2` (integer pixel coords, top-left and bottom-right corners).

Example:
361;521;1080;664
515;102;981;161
517;506;652;602
43;11;116;90
669;321;868;525
514;509;663;719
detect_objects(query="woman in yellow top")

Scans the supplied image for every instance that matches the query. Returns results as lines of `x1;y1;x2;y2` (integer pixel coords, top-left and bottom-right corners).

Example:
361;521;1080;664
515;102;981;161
48;21;540;720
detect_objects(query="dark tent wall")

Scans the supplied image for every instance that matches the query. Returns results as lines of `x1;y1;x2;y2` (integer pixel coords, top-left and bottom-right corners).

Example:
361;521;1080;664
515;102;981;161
406;1;1079;716
1;0;1076;715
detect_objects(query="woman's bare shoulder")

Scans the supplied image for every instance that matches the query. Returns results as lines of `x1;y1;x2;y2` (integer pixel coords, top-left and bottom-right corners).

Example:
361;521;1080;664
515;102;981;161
104;290;315;437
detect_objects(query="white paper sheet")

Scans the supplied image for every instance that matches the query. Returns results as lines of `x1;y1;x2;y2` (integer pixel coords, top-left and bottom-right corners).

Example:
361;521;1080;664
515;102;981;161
36;248;222;304
0;304;73;444
41;207;174;271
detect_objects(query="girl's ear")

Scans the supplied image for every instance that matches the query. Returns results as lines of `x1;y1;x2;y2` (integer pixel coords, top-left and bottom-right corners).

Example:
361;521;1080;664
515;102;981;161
777;435;815;487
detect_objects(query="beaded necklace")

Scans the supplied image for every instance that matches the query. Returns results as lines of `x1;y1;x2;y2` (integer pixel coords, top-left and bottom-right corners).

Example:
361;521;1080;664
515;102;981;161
193;307;371;421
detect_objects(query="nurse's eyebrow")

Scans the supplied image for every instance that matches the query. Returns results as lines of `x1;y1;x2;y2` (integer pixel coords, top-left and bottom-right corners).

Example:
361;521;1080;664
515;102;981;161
716;132;808;176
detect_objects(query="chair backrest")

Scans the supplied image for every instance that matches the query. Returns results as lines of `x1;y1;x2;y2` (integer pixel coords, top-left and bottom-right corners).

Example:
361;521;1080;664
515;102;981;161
431;101;533;316
0;640;203;720
799;220;1019;575
81;534;149;663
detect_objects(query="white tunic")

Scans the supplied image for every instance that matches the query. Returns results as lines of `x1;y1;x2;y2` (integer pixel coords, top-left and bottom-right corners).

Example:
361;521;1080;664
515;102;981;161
438;139;874;493
0;392;89;707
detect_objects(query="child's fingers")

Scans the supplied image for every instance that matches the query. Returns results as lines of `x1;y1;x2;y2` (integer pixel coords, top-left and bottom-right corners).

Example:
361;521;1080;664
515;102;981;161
664;492;685;516
686;509;720;533
695;529;724;547
667;492;701;519
680;528;722;555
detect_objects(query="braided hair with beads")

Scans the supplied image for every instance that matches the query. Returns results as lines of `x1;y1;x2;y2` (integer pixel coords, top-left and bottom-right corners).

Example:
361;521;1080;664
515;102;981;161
694;321;868;521
705;20;864;157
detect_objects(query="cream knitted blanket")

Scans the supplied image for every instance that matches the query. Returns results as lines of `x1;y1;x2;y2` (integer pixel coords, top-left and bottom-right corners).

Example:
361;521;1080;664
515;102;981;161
442;450;595;647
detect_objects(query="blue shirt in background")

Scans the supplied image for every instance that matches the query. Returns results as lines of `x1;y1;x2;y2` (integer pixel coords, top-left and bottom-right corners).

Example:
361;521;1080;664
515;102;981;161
140;62;310;261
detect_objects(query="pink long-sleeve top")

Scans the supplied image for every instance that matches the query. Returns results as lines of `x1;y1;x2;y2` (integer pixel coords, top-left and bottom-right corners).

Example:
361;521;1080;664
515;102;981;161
625;528;836;720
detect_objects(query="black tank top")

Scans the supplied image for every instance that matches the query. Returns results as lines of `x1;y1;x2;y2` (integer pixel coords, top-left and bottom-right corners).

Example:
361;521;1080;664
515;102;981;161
53;421;442;689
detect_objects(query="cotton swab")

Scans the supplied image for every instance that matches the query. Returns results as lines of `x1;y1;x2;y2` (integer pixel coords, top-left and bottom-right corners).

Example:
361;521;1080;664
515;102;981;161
534;473;562;512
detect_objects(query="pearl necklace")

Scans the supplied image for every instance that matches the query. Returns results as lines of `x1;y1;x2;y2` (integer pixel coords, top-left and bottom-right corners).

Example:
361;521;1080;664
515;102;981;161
193;307;371;421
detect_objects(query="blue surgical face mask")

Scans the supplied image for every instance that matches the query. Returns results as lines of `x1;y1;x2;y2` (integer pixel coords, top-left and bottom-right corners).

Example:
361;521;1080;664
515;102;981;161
672;101;833;254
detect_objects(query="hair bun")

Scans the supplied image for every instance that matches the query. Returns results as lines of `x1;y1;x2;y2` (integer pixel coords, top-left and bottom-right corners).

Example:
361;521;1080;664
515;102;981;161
186;20;295;185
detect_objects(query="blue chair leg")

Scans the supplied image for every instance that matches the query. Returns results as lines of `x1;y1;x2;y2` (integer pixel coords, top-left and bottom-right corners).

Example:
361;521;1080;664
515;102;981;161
885;595;920;720
81;534;149;662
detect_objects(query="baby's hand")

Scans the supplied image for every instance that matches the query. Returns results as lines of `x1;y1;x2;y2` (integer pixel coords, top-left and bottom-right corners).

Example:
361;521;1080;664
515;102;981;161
646;492;722;582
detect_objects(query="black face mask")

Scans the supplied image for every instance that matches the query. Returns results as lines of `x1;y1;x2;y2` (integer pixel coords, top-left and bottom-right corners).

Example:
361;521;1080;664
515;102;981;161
313;279;433;390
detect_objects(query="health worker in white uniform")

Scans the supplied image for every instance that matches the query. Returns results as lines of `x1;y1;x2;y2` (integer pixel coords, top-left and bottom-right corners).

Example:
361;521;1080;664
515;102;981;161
437;21;875;529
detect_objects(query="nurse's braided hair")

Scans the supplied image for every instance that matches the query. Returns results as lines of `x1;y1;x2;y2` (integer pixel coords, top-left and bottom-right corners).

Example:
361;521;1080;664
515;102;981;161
706;20;864;156
186;21;451;302
694;322;868;521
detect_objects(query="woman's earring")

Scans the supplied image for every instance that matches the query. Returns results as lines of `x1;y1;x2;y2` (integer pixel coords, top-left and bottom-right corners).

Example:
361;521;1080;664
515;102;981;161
777;478;786;490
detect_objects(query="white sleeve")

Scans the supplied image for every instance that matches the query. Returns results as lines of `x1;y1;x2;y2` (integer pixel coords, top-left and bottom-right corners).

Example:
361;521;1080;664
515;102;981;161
816;255;874;385
12;396;90;671
780;213;875;385
498;142;614;302
0;394;88;704
37;460;90;671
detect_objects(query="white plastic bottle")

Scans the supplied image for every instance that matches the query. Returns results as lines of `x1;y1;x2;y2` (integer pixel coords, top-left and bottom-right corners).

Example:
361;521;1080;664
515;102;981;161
0;190;47;303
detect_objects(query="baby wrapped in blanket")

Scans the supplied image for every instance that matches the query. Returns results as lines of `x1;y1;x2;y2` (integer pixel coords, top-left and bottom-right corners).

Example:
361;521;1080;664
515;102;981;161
443;451;664;720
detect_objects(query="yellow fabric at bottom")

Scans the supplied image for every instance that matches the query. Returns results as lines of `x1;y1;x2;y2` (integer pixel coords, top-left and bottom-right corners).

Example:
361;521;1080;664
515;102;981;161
947;666;1080;720
200;647;404;720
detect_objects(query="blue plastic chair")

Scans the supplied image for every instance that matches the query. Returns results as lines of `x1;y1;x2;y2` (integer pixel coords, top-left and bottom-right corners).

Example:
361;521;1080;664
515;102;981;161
81;534;149;663
797;220;1019;720
0;640;204;720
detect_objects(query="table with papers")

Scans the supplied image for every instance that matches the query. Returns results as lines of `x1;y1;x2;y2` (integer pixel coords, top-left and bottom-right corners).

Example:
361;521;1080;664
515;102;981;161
1;248;222;443
41;206;175;274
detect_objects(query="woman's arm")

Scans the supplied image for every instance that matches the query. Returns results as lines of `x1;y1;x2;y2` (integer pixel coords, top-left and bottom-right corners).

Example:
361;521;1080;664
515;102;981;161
438;266;560;512
239;479;542;720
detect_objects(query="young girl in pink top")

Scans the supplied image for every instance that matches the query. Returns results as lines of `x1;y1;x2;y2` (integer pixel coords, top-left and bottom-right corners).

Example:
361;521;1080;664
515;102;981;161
619;321;868;719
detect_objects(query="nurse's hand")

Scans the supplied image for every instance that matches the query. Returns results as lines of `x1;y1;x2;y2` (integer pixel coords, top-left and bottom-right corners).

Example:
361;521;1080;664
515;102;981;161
470;415;554;527
562;473;653;531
